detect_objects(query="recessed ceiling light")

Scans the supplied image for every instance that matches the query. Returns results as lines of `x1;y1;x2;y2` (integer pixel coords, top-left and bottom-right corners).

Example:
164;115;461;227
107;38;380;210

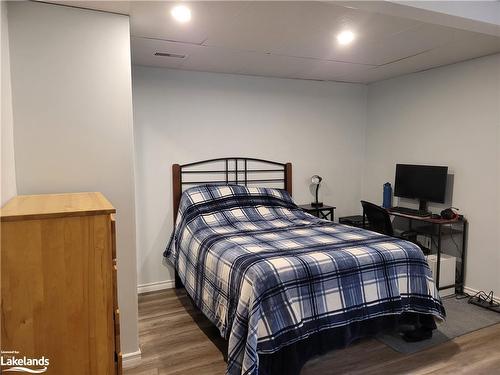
171;5;191;23
337;30;355;45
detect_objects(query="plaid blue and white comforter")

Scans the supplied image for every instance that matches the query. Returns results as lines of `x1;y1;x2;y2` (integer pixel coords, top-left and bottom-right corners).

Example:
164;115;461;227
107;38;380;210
165;185;445;375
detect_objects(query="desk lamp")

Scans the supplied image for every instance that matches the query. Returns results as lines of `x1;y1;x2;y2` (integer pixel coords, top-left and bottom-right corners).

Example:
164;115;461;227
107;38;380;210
311;175;323;207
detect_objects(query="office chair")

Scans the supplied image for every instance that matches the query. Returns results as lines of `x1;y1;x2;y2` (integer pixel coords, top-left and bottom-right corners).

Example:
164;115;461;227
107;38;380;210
360;201;429;254
360;200;394;236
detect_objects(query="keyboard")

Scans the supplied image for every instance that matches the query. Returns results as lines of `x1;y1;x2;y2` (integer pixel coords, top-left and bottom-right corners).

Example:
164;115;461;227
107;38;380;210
389;206;431;217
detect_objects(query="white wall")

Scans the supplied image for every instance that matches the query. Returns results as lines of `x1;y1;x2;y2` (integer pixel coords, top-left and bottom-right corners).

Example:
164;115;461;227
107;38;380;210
133;66;368;289
7;2;139;355
395;1;500;27
1;1;17;205
362;54;500;294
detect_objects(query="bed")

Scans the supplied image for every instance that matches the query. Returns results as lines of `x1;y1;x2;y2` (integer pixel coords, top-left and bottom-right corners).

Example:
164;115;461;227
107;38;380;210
164;158;445;375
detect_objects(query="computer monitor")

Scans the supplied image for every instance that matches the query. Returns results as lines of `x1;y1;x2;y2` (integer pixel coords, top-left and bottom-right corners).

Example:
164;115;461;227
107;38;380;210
394;164;448;211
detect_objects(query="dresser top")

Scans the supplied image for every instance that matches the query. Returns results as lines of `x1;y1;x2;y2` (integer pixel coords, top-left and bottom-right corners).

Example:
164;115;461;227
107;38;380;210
1;192;116;222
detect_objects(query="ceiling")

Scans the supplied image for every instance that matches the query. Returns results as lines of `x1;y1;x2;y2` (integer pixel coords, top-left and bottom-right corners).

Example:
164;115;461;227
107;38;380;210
50;1;500;83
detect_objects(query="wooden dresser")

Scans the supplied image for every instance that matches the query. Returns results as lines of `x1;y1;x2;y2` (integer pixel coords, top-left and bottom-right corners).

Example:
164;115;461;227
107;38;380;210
1;192;122;374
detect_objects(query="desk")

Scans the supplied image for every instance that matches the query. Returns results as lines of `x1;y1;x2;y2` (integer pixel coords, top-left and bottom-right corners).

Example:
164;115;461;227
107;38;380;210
386;211;467;294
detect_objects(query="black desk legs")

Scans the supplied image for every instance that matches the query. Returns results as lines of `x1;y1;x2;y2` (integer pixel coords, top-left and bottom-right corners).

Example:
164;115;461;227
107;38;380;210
391;216;467;295
459;221;468;294
436;227;442;290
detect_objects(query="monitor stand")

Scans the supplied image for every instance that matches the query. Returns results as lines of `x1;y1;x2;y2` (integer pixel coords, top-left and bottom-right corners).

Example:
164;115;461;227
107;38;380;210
419;199;429;213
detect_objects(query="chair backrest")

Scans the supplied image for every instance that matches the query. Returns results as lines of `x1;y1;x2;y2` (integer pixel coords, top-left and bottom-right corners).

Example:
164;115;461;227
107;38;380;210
361;200;394;236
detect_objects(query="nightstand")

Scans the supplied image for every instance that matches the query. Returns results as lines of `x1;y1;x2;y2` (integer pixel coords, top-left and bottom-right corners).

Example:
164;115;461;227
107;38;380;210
299;204;336;221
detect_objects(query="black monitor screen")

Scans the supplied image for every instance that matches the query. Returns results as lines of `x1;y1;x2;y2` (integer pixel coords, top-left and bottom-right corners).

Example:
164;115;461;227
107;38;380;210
394;164;448;203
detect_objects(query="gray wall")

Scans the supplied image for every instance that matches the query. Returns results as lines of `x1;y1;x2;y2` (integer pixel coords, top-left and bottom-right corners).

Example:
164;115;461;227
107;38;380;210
7;2;139;355
362;54;500;295
5;0;500;353
1;1;17;205
132;66;368;289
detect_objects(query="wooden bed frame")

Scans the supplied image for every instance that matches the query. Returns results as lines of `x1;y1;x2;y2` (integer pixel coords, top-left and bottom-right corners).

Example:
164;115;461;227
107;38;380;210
172;157;292;222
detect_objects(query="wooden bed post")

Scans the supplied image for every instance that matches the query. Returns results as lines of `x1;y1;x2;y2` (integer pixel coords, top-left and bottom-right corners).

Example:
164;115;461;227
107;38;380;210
285;162;292;196
172;163;183;289
172;164;181;223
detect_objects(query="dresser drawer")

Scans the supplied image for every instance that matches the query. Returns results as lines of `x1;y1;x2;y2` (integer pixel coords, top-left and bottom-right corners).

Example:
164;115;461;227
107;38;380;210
111;214;117;259
116;351;123;375
113;261;119;309
114;308;122;374
111;214;121;374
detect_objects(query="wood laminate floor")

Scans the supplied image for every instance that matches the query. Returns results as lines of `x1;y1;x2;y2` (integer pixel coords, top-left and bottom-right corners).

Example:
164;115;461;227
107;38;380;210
124;289;500;375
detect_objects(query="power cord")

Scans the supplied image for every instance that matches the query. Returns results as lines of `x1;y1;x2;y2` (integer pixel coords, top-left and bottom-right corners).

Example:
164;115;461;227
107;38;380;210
468;290;500;308
448;223;461;254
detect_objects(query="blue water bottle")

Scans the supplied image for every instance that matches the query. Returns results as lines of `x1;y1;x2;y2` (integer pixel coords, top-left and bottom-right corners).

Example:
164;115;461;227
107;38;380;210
383;182;392;209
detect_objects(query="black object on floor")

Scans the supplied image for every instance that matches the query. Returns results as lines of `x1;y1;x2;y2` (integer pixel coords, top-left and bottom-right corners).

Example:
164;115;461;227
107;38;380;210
378;296;500;354
468;290;500;314
402;327;433;342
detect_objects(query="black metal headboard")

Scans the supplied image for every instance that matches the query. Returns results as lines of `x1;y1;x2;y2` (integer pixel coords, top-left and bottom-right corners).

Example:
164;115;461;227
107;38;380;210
172;157;292;221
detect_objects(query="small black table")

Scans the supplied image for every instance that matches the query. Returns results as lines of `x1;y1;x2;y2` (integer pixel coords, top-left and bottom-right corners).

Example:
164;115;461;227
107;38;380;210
339;215;368;228
299;204;336;221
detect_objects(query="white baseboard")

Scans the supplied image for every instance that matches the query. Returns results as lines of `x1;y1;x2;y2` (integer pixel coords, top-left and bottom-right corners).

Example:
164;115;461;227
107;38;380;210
463;286;500;303
137;279;174;294
122;349;142;368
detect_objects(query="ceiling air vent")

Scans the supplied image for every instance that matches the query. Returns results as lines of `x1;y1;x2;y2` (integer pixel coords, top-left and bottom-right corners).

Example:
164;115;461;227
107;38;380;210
154;52;186;59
